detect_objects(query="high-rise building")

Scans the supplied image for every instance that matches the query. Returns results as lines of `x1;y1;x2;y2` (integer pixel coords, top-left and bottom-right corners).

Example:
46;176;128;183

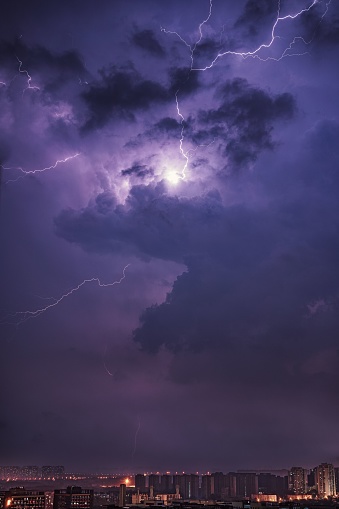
315;463;336;497
258;473;287;497
4;488;45;509
308;469;316;491
160;475;173;493
148;475;161;495
334;467;339;496
0;467;21;481
211;472;226;499
201;475;212;500
135;474;146;493
21;466;40;480
235;473;258;498
182;474;199;499
53;487;93;509
225;473;237;498
288;467;307;495
171;474;198;499
118;484;126;508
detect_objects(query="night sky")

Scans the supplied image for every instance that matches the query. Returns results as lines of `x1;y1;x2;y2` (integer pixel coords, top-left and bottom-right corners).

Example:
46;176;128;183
1;0;339;473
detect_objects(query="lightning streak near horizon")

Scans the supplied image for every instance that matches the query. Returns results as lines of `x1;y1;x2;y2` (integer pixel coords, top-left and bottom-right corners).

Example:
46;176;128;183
132;415;141;459
1;153;80;183
161;0;332;177
4;265;130;327
103;343;115;378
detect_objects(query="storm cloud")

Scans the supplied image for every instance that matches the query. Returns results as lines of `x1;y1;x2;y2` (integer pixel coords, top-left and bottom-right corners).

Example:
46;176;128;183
2;0;339;472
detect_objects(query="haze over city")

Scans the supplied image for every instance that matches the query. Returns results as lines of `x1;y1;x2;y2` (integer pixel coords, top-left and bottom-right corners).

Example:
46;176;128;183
1;0;339;473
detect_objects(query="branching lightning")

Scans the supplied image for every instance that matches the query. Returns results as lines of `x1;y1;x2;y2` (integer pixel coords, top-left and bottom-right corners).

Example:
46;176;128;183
4;264;130;326
1;153;80;183
192;0;332;69
16;56;40;95
161;0;213;180
161;0;332;178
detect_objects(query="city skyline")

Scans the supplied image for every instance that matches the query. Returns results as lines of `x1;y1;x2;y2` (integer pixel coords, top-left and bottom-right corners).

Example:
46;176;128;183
1;464;339;505
1;0;339;471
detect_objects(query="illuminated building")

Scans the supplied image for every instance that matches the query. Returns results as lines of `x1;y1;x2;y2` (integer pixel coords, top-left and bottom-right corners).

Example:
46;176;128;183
3;488;45;509
288;467;307;495
315;463;336;498
335;467;339;496
254;494;278;502
45;492;54;509
0;467;21;481
0;492;7;509
21;466;40;480
53;487;93;509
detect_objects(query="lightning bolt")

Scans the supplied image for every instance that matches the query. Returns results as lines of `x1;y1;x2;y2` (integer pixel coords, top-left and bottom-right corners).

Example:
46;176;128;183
161;0;213;180
192;0;332;69
132;415;141;459
1;153;80;183
16;56;40;95
103;343;115;377
4;264;130;326
161;0;332;177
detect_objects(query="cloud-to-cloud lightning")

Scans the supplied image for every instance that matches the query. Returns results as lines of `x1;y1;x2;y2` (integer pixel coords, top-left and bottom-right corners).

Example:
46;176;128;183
1;153;81;183
193;0;332;68
161;0;332;178
5;264;130;326
16;56;40;95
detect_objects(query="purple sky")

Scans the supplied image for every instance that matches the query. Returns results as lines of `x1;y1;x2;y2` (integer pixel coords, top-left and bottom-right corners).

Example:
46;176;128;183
1;0;339;473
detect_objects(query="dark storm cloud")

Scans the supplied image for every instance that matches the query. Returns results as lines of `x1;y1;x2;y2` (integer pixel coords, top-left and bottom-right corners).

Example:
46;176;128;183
234;0;278;38
133;120;339;354
121;163;154;178
154;117;181;134
126;77;294;167
132;28;166;57
198;78;296;167
0;140;11;164
81;65;169;131
55;119;339;370
55;77;297;262
191;38;234;70
55;183;225;262
125;116;180;148
194;38;222;61
169;66;200;96
301;2;339;47
3;0;339;471
0;39;86;90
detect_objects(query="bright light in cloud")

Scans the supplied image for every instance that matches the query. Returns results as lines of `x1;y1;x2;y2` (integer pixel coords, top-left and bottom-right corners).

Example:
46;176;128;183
164;168;181;185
